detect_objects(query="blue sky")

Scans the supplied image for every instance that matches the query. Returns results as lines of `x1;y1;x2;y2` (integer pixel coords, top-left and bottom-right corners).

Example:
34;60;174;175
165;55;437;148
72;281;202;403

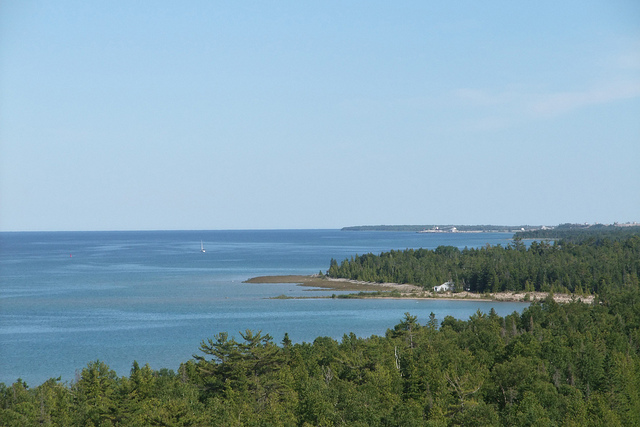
1;1;639;231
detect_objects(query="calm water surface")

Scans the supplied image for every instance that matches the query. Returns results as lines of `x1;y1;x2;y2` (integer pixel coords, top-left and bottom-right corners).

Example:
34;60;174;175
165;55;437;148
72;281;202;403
0;230;528;385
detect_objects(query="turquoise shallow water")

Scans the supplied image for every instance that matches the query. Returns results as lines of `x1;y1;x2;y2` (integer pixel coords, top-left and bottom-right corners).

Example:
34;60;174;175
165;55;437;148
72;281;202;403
0;230;527;385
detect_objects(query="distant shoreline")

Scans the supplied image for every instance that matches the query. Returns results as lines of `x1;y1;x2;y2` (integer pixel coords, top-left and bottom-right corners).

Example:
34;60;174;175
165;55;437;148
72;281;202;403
244;275;594;304
341;225;529;233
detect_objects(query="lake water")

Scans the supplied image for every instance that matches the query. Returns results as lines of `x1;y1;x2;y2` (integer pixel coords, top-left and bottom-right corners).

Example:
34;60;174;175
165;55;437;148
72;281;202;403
0;229;528;386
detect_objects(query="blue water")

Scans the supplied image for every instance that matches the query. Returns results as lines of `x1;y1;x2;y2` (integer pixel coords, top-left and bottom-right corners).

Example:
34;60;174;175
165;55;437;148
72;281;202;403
0;230;527;386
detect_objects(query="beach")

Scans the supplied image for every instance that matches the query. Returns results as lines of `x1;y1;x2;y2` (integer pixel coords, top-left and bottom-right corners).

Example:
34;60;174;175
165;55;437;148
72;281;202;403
245;275;595;304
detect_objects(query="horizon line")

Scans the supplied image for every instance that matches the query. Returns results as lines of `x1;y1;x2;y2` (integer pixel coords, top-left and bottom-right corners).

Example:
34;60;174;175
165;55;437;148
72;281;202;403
2;222;635;233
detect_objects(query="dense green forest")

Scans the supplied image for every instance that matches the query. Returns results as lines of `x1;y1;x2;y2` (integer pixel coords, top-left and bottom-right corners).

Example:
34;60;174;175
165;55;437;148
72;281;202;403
327;234;640;295
2;290;639;426
2;228;639;425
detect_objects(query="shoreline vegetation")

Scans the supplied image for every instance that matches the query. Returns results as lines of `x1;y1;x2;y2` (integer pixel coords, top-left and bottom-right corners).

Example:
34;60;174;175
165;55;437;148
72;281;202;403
245;275;594;304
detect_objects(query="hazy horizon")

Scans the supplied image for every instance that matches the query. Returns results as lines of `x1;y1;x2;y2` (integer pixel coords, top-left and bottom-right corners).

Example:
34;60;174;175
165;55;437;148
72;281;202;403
2;222;636;234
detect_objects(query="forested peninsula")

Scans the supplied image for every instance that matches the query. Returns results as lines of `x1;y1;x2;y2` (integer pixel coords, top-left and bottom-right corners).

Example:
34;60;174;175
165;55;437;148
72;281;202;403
2;228;639;426
326;231;640;296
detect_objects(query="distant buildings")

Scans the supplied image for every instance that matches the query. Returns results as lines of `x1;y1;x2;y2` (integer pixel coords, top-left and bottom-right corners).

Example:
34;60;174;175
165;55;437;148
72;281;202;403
419;227;458;233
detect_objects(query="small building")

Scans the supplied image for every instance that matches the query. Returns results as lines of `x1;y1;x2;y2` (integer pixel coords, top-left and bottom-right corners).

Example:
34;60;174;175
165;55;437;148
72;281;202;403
433;281;453;293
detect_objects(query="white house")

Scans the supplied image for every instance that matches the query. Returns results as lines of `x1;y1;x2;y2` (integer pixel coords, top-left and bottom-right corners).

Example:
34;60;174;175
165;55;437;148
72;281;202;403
433;281;453;293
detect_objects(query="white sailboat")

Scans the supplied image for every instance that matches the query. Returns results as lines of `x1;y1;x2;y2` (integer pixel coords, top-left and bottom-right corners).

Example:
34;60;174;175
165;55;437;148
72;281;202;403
200;241;206;253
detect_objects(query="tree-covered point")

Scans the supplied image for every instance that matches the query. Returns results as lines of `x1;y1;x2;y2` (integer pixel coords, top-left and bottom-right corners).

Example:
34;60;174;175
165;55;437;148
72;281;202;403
326;234;640;295
515;223;640;243
2;288;639;426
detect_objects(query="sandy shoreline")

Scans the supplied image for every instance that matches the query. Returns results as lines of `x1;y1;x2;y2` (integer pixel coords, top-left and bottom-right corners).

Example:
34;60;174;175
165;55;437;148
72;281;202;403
245;275;595;304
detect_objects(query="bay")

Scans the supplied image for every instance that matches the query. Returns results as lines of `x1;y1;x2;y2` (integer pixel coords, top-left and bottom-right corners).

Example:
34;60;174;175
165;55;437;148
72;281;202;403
0;229;527;386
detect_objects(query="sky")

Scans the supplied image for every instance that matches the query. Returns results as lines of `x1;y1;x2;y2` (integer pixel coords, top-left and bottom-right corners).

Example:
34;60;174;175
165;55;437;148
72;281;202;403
1;1;639;231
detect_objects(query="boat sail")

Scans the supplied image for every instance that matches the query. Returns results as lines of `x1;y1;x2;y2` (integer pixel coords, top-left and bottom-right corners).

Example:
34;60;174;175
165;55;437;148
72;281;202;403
200;241;205;253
